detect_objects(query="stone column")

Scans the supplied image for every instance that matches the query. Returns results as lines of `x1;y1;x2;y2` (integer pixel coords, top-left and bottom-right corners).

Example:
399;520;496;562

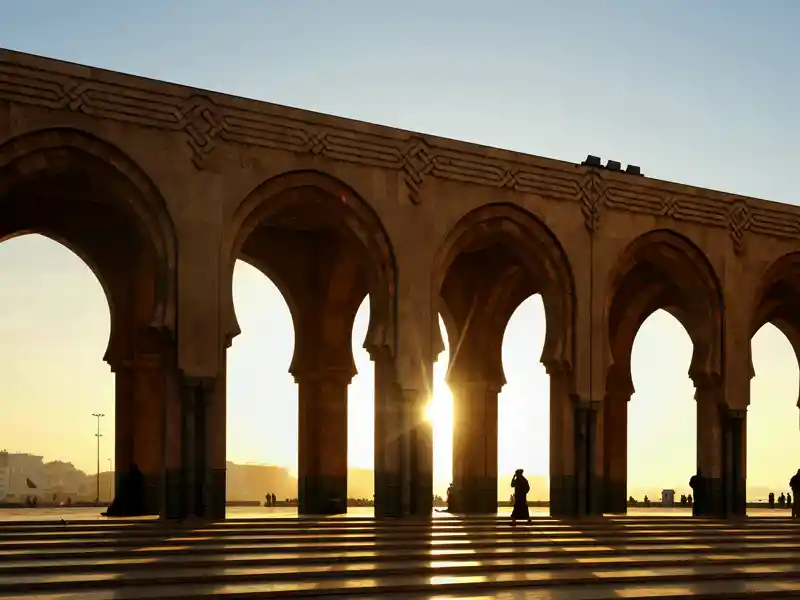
549;365;576;517
295;368;351;515
373;348;403;517
162;357;183;519
113;353;168;516
450;378;501;514
114;367;135;495
549;358;601;519
406;388;434;516
130;354;167;516
180;379;202;518
205;356;227;520
722;408;747;518
167;375;220;520
573;400;601;517
695;384;724;517
602;392;629;514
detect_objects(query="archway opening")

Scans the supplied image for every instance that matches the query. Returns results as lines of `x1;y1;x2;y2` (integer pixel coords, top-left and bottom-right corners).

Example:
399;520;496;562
0;234;114;507
628;310;696;507
429;314;452;507
498;295;549;511
228;171;394;515
432;204;573;515
748;324;800;506
604;231;722;515
227;263;377;514
748;254;800;510
226;260;297;507
348;296;376;506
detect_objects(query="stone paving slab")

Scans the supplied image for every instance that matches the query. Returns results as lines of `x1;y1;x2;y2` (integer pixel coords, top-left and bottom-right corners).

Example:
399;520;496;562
5;550;800;586
0;506;793;523
4;564;800;599
1;516;799;599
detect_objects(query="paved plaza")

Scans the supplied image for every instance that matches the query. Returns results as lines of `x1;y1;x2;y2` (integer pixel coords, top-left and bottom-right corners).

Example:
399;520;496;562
0;508;799;599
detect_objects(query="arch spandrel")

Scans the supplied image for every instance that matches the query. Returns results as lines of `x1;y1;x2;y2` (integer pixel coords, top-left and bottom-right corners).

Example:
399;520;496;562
604;229;724;396
0;128;178;337
432;202;576;381
225;169;398;373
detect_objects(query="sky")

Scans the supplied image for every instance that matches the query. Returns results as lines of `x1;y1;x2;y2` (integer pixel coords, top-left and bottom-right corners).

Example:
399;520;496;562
0;1;799;499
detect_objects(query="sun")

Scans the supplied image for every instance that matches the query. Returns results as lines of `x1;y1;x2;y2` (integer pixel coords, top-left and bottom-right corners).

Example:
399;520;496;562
425;386;454;427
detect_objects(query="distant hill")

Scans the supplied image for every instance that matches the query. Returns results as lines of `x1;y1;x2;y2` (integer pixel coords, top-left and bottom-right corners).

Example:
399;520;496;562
226;463;375;501
8;452;793;503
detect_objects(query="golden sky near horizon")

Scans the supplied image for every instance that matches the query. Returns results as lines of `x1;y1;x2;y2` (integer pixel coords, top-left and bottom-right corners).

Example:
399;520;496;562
0;234;798;497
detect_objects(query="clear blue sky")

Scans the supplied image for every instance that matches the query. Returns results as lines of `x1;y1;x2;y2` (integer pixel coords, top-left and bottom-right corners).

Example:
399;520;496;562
0;1;798;498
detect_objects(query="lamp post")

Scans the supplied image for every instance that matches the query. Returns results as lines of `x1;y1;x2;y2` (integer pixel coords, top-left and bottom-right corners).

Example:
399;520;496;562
108;458;112;501
92;413;105;505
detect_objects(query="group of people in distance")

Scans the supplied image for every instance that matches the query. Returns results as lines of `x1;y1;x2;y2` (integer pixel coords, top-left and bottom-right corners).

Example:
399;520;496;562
689;468;800;518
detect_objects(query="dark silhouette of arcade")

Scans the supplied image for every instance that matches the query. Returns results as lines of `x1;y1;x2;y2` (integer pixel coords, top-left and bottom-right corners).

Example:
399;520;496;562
2;49;799;519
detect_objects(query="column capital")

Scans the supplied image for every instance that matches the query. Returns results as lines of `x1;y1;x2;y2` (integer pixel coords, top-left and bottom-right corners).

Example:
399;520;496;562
723;407;747;421
543;358;573;377
111;353;164;373
291;367;354;385
446;375;504;395
604;391;631;404
364;342;393;363
693;381;724;404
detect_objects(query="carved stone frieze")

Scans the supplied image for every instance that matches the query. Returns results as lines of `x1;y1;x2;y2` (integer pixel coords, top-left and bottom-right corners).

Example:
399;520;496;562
2;49;800;246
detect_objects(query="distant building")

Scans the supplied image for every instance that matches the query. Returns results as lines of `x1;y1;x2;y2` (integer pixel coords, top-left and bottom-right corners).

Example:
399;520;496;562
0;452;100;502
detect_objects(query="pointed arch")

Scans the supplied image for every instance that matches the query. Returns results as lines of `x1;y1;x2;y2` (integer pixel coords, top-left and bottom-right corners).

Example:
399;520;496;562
0;127;178;360
605;229;723;394
225;169;397;359
432;202;575;375
750;251;800;408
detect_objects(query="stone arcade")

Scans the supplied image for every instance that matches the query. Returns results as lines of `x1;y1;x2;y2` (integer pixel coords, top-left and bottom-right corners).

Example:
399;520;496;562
1;49;798;520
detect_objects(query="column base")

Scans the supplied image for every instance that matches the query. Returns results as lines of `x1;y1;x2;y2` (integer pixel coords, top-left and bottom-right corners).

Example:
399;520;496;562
694;477;724;518
163;468;184;519
550;475;577;517
299;475;347;515
142;472;161;516
550;474;603;517
205;467;226;520
455;476;497;514
374;472;402;517
603;478;628;514
588;473;604;516
694;477;747;519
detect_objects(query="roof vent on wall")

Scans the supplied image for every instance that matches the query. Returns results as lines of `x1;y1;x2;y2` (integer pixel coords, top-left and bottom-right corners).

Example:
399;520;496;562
581;155;644;176
625;164;642;176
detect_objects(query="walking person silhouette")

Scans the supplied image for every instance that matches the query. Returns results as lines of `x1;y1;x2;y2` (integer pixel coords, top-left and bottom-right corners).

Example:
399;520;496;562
510;469;531;524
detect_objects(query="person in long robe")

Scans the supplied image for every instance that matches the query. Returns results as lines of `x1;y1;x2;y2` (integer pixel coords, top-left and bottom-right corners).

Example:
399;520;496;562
689;470;704;517
436;483;455;513
790;470;800;518
510;469;530;524
103;463;146;517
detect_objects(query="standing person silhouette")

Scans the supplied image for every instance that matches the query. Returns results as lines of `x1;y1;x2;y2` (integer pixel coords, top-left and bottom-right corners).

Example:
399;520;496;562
689;470;704;516
790;470;800;518
510;469;531;524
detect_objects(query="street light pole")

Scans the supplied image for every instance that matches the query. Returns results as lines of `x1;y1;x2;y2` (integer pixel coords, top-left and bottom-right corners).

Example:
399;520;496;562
92;413;105;505
108;458;112;500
